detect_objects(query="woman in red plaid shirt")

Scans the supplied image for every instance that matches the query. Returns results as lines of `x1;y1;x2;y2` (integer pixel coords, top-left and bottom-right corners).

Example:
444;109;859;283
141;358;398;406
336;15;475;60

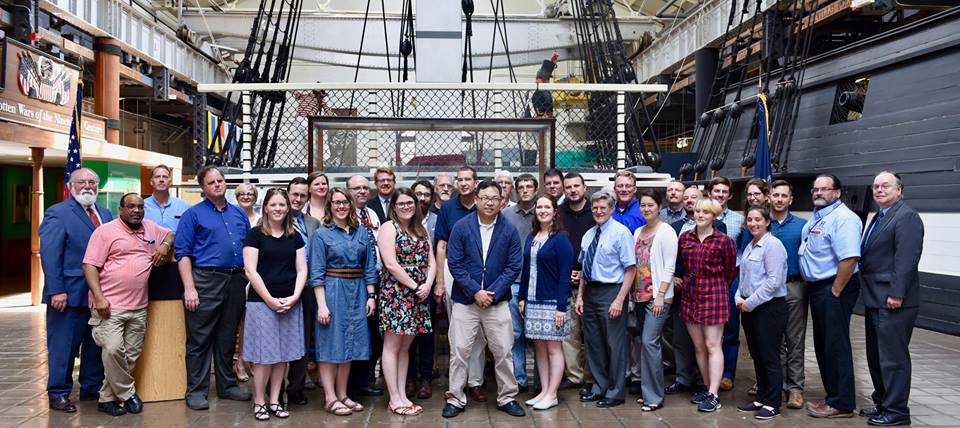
677;198;737;413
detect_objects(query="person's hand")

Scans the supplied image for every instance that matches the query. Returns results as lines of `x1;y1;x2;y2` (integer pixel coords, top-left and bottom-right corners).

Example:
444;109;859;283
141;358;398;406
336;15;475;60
554;310;566;328
831;286;842;298
672;277;683;290
518;301;526;318
49;293;68;312
653;294;665;317
575;296;584;316
272;297;290;313
434;278;446;302
738;301;751;313
183;288;199;312
366;297;376;316
570;270;581;284
318;305;331;325
474;290;494;308
94;297;111;319
415;284;430;302
609;297;624;319
886;296;903;310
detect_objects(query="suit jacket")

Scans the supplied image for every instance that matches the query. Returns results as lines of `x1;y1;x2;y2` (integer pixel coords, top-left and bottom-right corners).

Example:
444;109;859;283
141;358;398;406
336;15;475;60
303;214;321;237
859;199;924;309
39;197;114;307
369;195;391;223
447;212;523;306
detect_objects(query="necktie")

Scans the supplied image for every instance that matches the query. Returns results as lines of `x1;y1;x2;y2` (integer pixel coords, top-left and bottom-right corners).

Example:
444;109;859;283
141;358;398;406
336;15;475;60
582;226;601;281
87;206;101;228
358;209;378;265
865;210;885;243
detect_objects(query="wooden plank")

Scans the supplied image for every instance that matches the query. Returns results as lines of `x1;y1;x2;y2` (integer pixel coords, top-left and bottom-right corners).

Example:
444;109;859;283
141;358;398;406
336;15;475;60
132;300;187;402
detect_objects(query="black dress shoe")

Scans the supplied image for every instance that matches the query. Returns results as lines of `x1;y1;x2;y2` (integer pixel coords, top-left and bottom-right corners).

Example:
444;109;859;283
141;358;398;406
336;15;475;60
558;379;581;390
579;390;602;402
357;385;383;396
859;406;883;418
98;401;128;416
498;400;526;417
49;396;76;413
868;414;911;426
596;398;625;408
579;383;594;397
442;403;464;418
124;394;144;414
664;381;691;395
287;393;308;405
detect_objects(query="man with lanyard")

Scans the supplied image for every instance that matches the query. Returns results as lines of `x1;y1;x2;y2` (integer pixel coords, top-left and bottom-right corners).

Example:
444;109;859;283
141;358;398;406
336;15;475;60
174;166;252;410
284;177;322;405
660;181;686;225
558;172;594;393
707;176;744;392
346;174;384;397
575;190;637;408
768;180;808;409
501;173;539;393
800;174;862;419
611;170;646;233
433;166;488;402
144;164;190;231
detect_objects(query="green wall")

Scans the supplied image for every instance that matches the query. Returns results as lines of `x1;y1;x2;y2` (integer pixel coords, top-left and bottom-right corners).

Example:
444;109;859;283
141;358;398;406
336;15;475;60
85;160;141;217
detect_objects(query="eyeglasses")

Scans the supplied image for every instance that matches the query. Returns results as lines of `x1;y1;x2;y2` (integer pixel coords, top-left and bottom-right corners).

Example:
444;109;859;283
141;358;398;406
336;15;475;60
591;205;611;212
376;178;395;184
236;192;255;197
331;200;351;207
746;192;765;197
810;187;836;194
414;192;433;198
394;201;415;208
479;196;502;204
437;183;453;188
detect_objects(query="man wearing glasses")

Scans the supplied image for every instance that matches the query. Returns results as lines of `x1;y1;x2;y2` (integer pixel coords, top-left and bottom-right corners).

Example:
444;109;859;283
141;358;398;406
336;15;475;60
575;190;637;408
800;174;862;419
40;168;113;413
442;180;525;418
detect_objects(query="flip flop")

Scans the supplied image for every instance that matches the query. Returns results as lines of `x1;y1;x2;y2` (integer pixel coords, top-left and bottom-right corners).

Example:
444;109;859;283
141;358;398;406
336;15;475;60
389;404;422;416
325;400;352;416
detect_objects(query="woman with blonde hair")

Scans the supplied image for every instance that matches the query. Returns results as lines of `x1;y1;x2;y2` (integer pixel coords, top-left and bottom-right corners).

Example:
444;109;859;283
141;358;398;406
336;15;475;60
242;189;307;420
305;172;329;222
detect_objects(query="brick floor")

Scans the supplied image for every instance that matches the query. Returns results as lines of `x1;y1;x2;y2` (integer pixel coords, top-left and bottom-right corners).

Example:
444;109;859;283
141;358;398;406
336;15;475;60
2;306;959;427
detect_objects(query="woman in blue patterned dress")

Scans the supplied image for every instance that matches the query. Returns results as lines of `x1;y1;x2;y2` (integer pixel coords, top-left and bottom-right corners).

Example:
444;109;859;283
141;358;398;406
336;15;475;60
308;188;378;416
376;188;435;416
518;194;574;411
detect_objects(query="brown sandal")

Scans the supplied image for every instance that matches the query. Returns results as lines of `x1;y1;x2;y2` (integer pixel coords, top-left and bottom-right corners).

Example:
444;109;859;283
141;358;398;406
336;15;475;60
389;404;422;416
325;400;352;416
340;397;363;411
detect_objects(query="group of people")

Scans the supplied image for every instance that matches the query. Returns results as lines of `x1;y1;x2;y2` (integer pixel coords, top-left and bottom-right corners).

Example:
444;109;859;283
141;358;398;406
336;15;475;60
39;163;923;426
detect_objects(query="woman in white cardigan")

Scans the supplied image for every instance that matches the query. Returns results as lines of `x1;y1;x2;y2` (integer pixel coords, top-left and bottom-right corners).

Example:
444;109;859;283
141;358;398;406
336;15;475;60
631;189;678;411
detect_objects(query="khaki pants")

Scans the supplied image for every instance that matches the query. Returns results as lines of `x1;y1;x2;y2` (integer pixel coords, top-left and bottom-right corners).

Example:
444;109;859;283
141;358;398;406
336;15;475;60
562;287;592;384
445;301;518;407
90;308;147;402
443;268;486;387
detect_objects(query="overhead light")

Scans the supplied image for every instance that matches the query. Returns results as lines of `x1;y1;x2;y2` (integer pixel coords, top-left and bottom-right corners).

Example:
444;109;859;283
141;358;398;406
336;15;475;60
208;44;240;53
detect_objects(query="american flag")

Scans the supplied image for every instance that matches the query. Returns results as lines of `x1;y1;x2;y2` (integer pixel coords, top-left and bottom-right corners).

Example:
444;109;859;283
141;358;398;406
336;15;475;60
63;82;83;200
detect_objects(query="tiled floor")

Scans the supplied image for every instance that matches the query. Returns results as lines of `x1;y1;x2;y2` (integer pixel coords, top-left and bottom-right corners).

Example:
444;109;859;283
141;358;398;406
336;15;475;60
1;303;959;427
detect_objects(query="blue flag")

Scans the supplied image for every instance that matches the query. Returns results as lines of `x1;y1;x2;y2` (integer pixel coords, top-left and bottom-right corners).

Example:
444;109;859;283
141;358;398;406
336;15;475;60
754;93;772;182
63;82;84;200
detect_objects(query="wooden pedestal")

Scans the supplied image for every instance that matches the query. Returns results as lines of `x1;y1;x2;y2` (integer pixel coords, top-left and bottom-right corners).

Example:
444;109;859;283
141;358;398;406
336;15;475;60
133;300;186;402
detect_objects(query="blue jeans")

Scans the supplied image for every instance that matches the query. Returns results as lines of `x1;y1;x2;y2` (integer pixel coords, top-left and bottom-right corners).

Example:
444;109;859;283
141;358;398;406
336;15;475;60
509;282;527;386
722;275;741;380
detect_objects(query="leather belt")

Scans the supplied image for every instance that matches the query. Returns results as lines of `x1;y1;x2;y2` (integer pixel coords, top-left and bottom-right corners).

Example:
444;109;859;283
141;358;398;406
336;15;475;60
786;275;803;283
195;266;244;274
327;267;365;279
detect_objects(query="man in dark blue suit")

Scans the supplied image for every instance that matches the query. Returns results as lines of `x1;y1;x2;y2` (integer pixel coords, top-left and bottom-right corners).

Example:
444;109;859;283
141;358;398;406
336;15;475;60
442;180;525;419
39;168;112;413
858;171;924;427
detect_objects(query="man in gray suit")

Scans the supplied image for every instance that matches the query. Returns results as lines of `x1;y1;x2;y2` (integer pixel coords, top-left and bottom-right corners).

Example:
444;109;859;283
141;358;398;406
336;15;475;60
284;177;322;405
859;171;924;427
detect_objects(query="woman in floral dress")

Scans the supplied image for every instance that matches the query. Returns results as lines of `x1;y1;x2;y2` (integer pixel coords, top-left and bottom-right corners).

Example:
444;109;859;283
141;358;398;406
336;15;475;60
377;188;435;416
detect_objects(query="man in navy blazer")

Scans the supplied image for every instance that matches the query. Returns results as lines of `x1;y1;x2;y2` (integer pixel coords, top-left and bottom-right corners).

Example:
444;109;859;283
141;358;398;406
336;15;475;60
443;180;526;418
858;171;924;427
39;168;112;413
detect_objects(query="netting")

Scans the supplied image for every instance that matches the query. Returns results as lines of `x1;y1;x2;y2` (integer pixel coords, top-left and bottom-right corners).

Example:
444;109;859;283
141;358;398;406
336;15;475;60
247;88;637;173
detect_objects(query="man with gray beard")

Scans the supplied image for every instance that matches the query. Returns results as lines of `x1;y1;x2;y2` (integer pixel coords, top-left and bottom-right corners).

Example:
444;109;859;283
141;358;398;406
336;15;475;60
40;168;113;412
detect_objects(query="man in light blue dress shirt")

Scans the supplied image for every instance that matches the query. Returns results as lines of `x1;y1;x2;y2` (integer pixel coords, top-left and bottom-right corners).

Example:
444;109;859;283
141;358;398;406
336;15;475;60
144;165;190;231
574;191;637;408
800;174;862;419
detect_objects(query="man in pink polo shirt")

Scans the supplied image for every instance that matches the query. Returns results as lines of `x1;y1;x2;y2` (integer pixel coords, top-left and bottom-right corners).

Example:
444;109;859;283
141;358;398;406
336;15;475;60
83;193;173;417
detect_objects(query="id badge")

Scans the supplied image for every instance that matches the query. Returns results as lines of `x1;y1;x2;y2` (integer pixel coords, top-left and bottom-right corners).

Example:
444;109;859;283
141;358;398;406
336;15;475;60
798;239;808;255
